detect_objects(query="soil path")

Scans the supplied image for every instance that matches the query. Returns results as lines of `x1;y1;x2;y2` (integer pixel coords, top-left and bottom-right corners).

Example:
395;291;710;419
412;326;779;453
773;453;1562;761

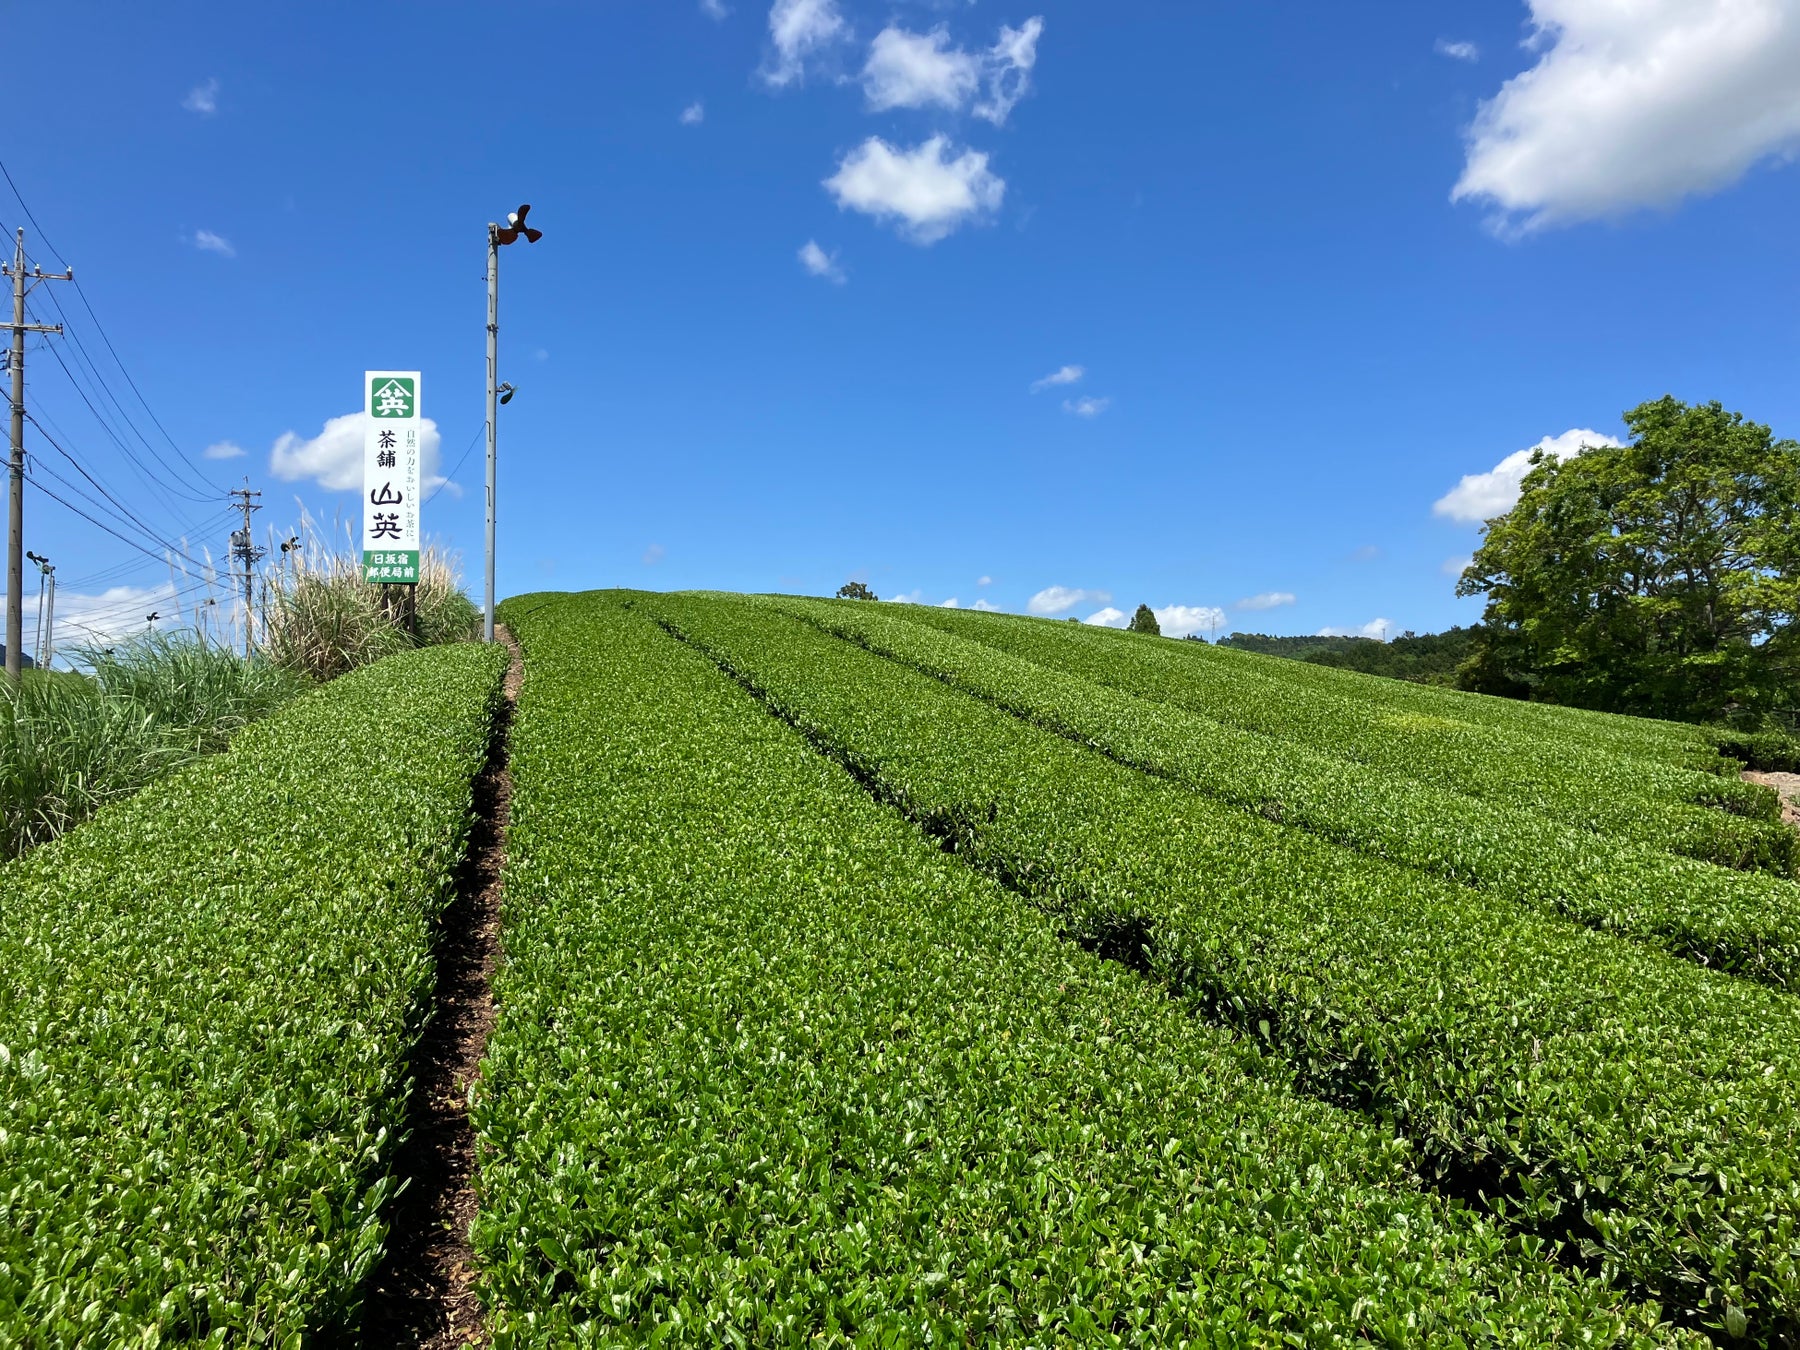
1744;769;1800;828
357;626;521;1348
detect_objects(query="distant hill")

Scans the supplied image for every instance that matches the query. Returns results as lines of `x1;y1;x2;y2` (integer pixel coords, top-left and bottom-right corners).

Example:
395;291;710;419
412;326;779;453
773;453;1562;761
1218;626;1482;687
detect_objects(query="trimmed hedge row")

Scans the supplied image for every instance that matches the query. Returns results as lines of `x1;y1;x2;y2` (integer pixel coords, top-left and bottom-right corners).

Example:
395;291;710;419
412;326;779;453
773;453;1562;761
773;595;1800;989
472;591;1687;1346
905;605;1792;874
652;591;1800;1344
0;640;508;1346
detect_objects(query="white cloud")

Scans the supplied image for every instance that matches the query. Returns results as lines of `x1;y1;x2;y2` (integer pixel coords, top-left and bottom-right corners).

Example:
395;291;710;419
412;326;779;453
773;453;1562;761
1433;427;1623;524
37;583;182;650
798;238;847;283
886;589;925;604
1442;555;1474;578
680;101;706;125
269;410;447;495
824;135;1004;244
1084;606;1127;627
192;229;235;257
701;0;729;17
1062;396;1109;417
1030;364;1083;392
971;597;1001;611
1237;591;1295;611
202;440;245;461
939;597;960;607
1155;604;1226;638
974;17;1044;125
977;574;993;586
1435;38;1480;62
863;26;980;112
182;78;219;115
763;0;849;87
1319;618;1394;640
1453;0;1800;233
1029;584;1109;616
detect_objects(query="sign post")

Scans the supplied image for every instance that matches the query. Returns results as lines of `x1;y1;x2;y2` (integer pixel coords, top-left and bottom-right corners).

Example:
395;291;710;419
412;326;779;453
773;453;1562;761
363;370;422;586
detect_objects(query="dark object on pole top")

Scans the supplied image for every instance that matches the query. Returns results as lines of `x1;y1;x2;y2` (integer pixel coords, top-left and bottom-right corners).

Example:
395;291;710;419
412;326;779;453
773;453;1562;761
494;204;543;247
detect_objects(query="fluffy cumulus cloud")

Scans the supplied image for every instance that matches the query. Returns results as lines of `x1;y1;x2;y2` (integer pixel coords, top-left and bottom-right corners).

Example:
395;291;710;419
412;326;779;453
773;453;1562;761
858;17;1043;124
1453;0;1800;233
1084;606;1126;628
680;101;705;125
1062;396;1109;417
1436;38;1480;61
971;597;1001;612
1433;427;1623;524
192;229;235;257
269;411;447;495
1237;591;1295;611
824;135;1004;243
798;238;846;283
202;440;245;460
39;582;182;649
182;78;219;114
763;0;849;87
886;589;926;605
1030;364;1083;392
1154;604;1226;638
1319;618;1395;640
1029;584;1109;616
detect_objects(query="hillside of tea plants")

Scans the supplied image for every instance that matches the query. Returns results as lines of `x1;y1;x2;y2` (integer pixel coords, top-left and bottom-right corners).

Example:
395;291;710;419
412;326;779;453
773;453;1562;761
6;587;1800;1346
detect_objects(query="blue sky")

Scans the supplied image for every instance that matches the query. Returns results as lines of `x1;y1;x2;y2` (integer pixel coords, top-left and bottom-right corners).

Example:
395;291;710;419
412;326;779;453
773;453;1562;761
8;0;1800;648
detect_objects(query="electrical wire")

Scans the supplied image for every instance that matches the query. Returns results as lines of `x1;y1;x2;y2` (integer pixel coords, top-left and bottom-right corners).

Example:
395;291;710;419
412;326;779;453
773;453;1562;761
423;424;485;505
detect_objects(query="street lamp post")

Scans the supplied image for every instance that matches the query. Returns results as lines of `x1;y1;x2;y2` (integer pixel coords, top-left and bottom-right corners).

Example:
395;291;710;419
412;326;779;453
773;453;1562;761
484;203;542;644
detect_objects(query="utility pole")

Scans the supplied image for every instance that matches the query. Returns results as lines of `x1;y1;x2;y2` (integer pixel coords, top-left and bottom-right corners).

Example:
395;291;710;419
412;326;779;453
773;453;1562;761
26;551;52;669
228;480;263;658
484;203;542;644
4;229;72;684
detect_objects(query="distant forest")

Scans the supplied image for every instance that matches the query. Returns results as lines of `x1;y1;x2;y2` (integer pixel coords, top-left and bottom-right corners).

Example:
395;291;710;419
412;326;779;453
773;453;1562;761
1216;627;1482;687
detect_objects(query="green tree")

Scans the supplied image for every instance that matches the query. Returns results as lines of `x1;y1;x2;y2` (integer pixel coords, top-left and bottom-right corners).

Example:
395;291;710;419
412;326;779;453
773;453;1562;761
1128;604;1161;636
835;582;877;601
1457;396;1800;721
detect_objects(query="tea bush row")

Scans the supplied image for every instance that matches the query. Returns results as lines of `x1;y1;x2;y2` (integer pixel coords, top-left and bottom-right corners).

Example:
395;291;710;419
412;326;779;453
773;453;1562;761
654;592;1800;1344
0;640;508;1346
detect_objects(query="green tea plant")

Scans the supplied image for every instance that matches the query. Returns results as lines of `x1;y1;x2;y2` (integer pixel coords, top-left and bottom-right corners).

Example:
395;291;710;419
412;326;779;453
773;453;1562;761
476;591;1689;1347
0;640;507;1346
653;591;1800;1344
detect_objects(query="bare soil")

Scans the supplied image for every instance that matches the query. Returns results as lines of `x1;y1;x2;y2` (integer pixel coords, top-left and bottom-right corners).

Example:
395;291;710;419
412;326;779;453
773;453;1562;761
1743;769;1800;828
356;627;521;1348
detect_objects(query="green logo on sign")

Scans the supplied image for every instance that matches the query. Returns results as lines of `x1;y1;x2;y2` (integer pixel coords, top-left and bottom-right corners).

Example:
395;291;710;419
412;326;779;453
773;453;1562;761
370;376;416;418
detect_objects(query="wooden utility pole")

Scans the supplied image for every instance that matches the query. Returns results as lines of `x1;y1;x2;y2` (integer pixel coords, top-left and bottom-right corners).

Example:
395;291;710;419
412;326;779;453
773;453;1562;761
3;229;71;683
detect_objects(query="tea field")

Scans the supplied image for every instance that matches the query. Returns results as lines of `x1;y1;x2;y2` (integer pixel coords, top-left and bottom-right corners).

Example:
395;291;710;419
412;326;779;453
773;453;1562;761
5;588;1799;1346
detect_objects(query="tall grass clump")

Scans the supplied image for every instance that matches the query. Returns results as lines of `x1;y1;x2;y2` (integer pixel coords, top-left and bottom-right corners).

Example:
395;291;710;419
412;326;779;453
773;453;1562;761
262;530;479;682
0;635;308;857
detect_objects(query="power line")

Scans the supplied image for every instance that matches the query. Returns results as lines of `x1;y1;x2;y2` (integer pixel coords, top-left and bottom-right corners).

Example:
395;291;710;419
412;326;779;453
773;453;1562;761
423;424;485;505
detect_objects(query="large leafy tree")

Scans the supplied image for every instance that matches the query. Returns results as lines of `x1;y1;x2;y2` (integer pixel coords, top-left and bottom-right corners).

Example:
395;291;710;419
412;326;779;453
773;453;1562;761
1457;397;1800;721
1128;604;1161;635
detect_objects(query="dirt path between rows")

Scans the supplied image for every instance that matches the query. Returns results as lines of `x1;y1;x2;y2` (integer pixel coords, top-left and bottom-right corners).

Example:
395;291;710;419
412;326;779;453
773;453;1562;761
357;626;521;1348
1744;769;1800;828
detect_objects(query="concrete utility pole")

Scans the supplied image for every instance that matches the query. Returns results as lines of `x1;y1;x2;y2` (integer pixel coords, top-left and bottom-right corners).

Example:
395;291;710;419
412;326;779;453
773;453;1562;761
4;229;71;684
27;551;52;668
228;480;263;658
484;203;542;644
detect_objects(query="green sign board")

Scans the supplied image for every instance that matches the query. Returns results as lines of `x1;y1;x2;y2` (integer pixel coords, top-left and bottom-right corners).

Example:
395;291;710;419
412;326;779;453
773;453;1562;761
369;375;417;419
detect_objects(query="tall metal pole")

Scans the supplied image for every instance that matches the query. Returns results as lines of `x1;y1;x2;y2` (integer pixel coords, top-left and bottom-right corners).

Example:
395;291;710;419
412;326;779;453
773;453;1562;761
39;565;53;669
484;224;499;644
4;230;69;684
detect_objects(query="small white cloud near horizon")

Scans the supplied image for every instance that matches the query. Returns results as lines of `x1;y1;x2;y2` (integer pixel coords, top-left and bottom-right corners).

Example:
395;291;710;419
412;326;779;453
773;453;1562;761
1030;364;1083;392
1029;584;1109;616
858;16;1042;125
824;135;1004;244
269;410;448;495
1155;604;1226;638
1435;38;1479;62
971;597;1001;612
762;0;849;87
1062;395;1109;417
1319;618;1394;641
31;582;184;649
1443;555;1474;578
798;239;847;283
191;229;235;257
680;101;705;125
1434;427;1623;524
886;588;926;605
1452;0;1800;234
1085;606;1127;628
1237;591;1295;611
182;78;219;114
939;597;960;607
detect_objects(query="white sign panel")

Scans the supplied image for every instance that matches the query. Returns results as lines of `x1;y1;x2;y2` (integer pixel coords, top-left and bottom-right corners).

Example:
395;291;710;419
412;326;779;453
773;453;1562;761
363;370;421;584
